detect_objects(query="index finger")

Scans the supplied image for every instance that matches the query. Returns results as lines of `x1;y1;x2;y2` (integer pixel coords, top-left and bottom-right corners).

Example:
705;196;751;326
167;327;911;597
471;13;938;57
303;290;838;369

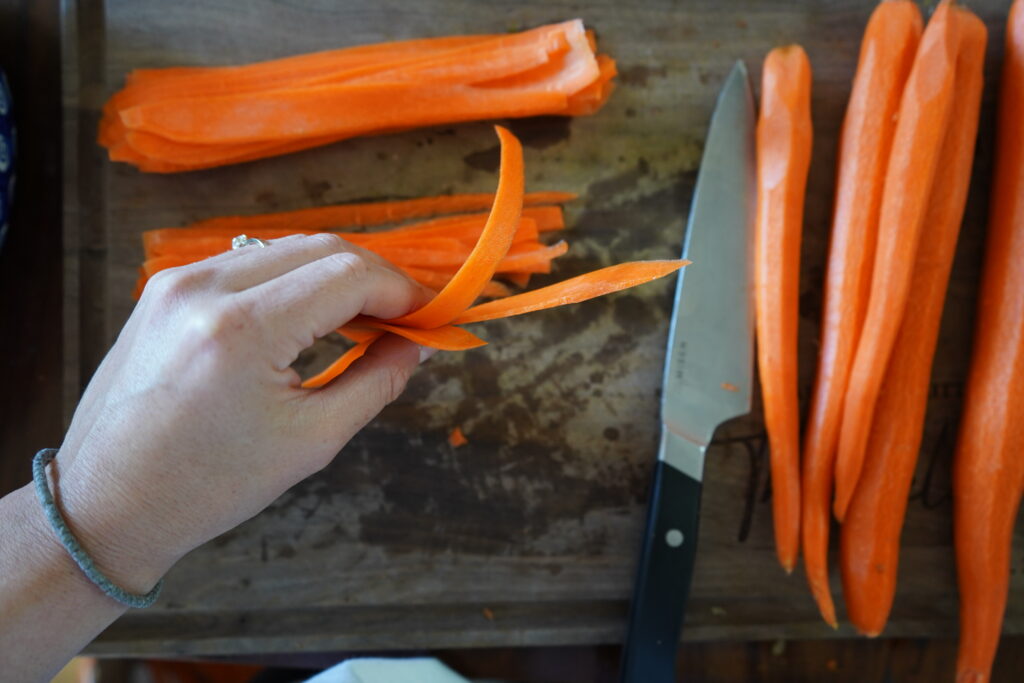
237;246;434;370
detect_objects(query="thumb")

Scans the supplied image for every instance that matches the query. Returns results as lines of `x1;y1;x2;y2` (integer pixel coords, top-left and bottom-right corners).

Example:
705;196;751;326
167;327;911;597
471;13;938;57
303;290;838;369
304;334;433;445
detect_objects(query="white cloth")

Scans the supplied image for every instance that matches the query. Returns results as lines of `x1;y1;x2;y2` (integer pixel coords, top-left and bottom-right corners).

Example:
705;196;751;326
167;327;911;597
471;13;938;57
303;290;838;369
304;657;469;683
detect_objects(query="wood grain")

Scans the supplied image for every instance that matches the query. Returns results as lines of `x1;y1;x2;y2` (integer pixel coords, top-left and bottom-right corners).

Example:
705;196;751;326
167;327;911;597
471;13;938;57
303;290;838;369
59;0;1024;657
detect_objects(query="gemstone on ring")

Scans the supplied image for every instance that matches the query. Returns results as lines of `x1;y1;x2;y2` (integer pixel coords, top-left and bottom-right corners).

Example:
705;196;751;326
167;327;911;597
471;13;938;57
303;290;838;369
231;234;268;249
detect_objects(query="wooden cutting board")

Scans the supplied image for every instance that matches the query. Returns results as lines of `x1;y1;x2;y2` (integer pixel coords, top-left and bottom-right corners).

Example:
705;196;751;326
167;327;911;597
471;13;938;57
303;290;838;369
62;0;1023;656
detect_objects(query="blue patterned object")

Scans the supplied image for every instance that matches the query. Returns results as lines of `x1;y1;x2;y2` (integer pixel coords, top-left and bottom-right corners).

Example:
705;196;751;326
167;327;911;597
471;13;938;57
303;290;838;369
0;69;15;252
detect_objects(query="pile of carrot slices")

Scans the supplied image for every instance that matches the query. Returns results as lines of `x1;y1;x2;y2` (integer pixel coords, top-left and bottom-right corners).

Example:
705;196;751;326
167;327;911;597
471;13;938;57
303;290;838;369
99;20;616;172
137;191;575;300
138;126;685;389
756;1;998;664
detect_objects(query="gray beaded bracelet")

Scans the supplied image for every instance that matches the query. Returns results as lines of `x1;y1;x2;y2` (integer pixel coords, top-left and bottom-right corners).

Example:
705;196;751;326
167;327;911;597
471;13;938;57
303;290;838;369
32;448;163;608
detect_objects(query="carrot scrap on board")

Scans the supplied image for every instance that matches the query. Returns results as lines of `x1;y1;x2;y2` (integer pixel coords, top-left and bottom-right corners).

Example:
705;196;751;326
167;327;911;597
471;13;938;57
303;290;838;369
448;427;469;447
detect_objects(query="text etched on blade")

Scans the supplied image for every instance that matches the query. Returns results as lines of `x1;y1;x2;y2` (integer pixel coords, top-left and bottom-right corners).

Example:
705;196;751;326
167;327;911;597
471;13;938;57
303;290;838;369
674;340;687;383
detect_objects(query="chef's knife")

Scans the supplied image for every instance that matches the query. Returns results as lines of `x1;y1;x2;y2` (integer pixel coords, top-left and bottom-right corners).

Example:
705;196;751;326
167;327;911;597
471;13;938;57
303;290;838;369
620;61;756;683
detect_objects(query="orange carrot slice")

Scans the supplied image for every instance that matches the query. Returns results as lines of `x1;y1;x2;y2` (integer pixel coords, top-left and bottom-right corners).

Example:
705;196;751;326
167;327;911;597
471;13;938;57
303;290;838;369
389;126;524;329
454;260;686;324
144;192;571;241
342;318;487;351
301;333;383;389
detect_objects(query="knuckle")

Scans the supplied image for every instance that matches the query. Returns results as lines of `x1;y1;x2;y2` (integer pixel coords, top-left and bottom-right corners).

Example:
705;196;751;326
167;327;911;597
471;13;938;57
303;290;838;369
309;232;347;251
184;298;254;350
323;250;370;281
144;266;208;303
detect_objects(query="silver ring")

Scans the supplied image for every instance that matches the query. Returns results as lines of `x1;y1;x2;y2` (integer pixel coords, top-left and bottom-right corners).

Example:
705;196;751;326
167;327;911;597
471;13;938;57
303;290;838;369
231;234;269;250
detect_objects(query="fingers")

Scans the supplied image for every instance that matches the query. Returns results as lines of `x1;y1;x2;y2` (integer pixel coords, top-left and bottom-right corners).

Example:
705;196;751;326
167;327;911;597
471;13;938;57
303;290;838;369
297;334;424;448
188;233;398;292
239;244;433;368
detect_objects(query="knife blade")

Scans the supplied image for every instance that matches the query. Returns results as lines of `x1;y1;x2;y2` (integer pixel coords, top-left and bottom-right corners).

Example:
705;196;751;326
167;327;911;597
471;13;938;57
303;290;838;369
620;61;756;683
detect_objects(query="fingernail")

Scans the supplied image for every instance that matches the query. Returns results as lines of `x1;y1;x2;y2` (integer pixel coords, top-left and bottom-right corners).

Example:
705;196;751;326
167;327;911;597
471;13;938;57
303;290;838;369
418;346;438;363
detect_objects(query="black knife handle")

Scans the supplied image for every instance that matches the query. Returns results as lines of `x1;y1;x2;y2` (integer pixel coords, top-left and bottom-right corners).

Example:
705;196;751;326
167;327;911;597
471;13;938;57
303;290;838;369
620;460;703;683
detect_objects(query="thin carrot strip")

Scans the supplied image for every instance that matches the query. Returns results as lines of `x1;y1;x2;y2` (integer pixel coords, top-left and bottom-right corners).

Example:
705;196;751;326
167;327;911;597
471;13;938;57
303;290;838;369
342;318;487;351
755;44;812;573
398;267;510;299
346;32;570;86
834;0;961;521
454;261;685;324
389;126;524;329
504;272;532;288
841;5;985;638
522;206;565;232
337;327;381;343
364;215;540;245
371;236;553;271
301;333;382;389
121;128;341;167
493;241;568;274
113;24;575;108
118;81;567;145
146;192;571;238
955;2;1024;680
119;35;499;101
802;0;922;628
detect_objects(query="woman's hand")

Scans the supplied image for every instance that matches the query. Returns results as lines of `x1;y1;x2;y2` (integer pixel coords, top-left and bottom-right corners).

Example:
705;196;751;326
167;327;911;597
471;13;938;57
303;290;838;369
53;234;435;591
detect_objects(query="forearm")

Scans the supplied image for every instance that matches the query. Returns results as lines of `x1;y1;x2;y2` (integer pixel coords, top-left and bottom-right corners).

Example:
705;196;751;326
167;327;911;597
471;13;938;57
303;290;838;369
0;475;170;682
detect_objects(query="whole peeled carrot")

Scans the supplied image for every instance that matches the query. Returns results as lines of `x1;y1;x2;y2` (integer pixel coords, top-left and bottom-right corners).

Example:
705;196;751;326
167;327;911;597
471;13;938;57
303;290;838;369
956;1;1024;680
833;1;961;520
755;44;813;573
802;0;922;628
841;5;985;637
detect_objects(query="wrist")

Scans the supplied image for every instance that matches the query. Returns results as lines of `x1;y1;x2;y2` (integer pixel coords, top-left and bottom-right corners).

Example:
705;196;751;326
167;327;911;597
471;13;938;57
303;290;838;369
38;450;180;597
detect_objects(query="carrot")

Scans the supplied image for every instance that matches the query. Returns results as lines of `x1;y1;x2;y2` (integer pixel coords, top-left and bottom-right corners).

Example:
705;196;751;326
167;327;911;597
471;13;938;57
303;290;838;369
755;44;813;573
832;2;961;521
448;427;469;448
119;82;570;146
101;20;613;171
955;2;1024;680
562;54;618;116
840;5;985;637
400;267;512;299
801;0;923;627
453;261;685;323
299;259;687;365
111;35;500;104
504;272;532;288
143;193;570;242
342;317;487;351
302;333;383;389
389;126;524;329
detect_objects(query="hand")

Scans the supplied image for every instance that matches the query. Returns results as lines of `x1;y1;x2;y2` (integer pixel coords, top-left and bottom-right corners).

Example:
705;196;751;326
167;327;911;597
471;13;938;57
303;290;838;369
51;234;434;591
